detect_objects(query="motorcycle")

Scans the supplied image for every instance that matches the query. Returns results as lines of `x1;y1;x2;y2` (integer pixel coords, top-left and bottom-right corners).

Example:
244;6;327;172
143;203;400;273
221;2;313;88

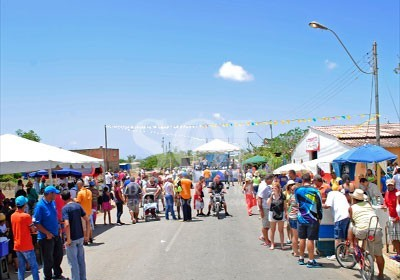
211;191;225;219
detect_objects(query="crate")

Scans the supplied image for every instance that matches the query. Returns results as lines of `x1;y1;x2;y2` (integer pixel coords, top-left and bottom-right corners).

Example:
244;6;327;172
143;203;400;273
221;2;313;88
0;241;9;258
316;240;335;257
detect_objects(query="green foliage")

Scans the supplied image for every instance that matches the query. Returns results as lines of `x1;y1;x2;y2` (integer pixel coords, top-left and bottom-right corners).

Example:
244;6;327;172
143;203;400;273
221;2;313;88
0;174;14;182
243;127;307;170
139;152;183;170
268;127;306;159
16;129;41;142
119;155;136;164
127;154;136;162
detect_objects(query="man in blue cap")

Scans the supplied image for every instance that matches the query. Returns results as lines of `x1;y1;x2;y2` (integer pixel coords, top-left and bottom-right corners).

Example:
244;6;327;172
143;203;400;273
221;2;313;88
33;186;66;280
11;196;40;280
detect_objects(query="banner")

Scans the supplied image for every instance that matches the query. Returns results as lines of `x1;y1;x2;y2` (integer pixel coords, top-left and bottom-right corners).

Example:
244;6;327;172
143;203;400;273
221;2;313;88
306;134;320;152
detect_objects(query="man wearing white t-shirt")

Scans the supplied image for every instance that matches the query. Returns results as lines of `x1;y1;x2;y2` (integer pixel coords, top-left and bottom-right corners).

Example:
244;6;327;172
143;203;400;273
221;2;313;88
257;175;273;246
105;172;112;189
323;189;350;260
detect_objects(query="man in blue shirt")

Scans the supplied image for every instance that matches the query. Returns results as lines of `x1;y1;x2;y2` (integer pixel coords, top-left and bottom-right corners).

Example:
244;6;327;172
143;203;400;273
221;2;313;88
62;190;89;280
294;173;323;268
33;186;66;280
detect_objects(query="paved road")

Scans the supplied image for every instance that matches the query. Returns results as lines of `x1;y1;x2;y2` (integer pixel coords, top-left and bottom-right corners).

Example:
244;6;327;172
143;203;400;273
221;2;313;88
14;184;395;280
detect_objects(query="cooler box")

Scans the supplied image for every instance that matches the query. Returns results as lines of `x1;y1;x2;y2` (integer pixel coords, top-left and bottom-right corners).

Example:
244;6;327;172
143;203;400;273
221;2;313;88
0;240;9;258
317;209;335;257
316;240;335;257
319;224;334;239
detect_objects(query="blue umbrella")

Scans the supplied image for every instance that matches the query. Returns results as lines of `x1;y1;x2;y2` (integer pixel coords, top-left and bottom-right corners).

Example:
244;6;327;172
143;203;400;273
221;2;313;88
29;168;82;178
333;144;397;163
53;168;82;177
28;170;48;177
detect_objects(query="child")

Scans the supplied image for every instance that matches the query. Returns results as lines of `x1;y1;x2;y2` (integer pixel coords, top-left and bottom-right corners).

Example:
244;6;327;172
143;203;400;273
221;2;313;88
102;187;112;225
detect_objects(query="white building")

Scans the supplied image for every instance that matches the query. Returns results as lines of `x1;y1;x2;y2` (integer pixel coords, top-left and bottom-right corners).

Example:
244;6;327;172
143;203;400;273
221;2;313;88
291;124;400;174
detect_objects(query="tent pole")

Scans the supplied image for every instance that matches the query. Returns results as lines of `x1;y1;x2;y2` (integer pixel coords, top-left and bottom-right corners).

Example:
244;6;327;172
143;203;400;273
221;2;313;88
49;165;53;186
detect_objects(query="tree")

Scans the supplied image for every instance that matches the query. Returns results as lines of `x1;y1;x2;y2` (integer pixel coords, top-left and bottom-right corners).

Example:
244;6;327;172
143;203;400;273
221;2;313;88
243;127;307;170
127;154;136;163
268;127;306;160
16;129;41;142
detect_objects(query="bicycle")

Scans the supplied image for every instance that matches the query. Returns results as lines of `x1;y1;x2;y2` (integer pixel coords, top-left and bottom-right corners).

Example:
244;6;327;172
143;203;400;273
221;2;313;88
335;216;379;280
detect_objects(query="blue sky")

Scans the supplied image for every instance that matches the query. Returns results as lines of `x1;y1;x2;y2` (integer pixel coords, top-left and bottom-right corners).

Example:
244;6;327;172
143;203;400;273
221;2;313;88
1;1;399;158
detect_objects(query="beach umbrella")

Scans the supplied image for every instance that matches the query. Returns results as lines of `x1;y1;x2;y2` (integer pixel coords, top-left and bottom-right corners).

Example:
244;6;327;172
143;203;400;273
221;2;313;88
333;144;397;163
243;155;267;165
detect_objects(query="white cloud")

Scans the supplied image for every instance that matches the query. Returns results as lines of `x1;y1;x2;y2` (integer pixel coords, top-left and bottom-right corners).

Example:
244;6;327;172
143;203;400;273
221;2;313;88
212;113;224;120
325;59;338;70
216;61;254;82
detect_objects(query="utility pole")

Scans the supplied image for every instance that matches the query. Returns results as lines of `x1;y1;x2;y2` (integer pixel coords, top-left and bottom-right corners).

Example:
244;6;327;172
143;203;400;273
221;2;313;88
168;141;172;171
104;125;108;172
162;137;165;154
373;42;380;146
269;123;273;139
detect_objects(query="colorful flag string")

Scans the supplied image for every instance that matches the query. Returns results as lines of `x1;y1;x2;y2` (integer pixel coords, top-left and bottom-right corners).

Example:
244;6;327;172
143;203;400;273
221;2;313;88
107;113;378;131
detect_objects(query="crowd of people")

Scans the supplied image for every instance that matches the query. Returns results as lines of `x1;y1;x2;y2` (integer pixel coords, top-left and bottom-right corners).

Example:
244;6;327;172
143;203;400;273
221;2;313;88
241;165;400;280
0;164;399;280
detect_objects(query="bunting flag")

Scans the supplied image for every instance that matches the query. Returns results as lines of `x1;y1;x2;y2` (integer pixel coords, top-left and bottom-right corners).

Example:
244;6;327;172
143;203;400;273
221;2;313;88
107;113;378;131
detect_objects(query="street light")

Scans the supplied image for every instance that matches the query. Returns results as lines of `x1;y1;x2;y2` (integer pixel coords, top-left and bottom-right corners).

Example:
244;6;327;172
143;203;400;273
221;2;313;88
246;131;264;141
247;131;270;146
309;21;380;146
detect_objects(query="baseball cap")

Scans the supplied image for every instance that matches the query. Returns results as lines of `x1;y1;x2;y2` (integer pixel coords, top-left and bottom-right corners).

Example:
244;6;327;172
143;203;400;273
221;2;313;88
387;179;395;186
286;180;296;186
15;196;28;207
44;186;60;194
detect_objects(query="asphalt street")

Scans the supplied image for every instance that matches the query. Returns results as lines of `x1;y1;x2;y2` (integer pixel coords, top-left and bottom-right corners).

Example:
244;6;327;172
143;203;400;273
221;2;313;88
13;185;395;280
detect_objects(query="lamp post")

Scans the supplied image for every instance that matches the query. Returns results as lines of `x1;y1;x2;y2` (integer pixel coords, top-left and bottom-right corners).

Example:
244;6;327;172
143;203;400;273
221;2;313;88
247;131;264;145
309;21;380;146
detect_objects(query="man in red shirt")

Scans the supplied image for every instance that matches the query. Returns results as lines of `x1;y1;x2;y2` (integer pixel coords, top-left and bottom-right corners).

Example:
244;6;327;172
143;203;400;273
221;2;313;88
11;196;40;280
384;179;400;261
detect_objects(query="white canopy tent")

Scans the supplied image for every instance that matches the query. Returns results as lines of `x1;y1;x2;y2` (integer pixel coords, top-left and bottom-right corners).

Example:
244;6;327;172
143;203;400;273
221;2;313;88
194;139;240;153
273;163;312;174
0;134;103;175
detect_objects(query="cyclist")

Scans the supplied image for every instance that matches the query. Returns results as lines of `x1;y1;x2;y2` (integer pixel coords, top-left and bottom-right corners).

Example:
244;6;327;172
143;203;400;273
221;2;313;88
348;189;385;280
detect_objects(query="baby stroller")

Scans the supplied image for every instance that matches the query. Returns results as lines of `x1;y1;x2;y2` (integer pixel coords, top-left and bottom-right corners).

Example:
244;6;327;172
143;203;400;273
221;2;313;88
143;194;159;222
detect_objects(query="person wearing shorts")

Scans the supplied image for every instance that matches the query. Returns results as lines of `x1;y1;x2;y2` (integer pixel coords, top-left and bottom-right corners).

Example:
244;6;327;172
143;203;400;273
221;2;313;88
349;189;384;279
384;179;400;261
124;180;142;224
287;180;299;256
295;173;323;268
323;186;350;260
257;175;273;246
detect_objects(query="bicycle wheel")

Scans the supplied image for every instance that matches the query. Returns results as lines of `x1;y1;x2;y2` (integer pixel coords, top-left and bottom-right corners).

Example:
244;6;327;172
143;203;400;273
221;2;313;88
335;243;357;269
360;253;374;280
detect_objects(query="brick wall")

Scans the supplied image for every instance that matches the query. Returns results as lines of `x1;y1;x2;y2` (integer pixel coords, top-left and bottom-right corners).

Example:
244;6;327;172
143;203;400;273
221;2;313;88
71;147;119;171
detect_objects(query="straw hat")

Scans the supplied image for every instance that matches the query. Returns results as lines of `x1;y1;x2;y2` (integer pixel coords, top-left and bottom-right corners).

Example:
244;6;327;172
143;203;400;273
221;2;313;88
350;189;367;201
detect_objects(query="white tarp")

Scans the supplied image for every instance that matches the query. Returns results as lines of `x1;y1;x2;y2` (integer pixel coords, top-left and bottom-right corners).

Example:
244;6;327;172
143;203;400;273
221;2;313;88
273;163;312;174
302;152;344;175
0;134;103;174
194;139;240;153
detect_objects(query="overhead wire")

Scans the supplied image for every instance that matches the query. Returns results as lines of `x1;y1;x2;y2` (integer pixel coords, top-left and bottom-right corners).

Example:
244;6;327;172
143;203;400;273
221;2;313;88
383;77;400;122
293;53;372;117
